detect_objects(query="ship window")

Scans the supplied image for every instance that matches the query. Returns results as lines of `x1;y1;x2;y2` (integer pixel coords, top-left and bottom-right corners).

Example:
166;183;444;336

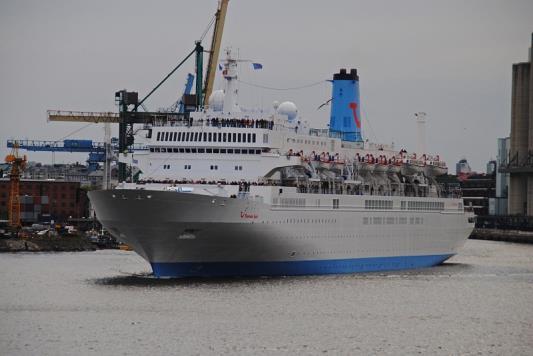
185;148;191;153
256;150;261;154
203;132;207;141
179;148;185;153
173;148;179;152
208;132;212;142
241;149;248;154
252;133;256;143
210;165;218;170
150;148;154;152
248;133;252;142
185;132;190;141
173;132;177;141
176;132;180;141
234;149;241;154
232;133;236;142
160;148;166;152
333;199;339;209
223;133;227;142
156;132;161;141
191;148;197;153
154;148;160;152
227;149;234;154
220;149;226;154
193;132;197;141
248;150;255;155
213;148;219;153
165;132;169;141
238;133;242;142
198;148;205;153
218;133;222;142
206;148;212;153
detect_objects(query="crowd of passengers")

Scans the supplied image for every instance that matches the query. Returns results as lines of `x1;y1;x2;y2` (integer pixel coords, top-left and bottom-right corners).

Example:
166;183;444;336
285;149;406;165
166;117;274;129
136;179;272;186
206;117;274;129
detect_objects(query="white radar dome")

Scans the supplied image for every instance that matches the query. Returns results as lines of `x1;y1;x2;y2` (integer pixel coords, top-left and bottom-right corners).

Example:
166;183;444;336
208;90;225;111
277;101;298;122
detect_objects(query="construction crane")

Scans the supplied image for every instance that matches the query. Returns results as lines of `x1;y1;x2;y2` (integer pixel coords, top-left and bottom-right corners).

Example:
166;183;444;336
6;139;147;173
167;73;195;113
4;141;27;228
204;0;229;106
47;1;230;182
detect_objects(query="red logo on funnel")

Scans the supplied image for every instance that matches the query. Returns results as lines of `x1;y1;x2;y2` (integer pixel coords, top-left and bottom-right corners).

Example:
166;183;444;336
349;102;361;128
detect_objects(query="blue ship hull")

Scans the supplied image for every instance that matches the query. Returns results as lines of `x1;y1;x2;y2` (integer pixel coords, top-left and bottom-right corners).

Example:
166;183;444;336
151;254;454;278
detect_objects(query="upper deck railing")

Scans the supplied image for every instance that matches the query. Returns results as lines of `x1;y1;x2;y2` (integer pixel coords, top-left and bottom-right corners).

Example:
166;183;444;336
151;116;275;130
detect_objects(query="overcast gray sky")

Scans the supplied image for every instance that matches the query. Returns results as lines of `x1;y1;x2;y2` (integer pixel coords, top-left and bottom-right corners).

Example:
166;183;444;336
1;0;532;172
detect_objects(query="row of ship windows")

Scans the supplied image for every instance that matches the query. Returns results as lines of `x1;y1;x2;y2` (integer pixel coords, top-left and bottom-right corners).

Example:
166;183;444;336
363;216;424;225
402;201;444;211
163;164;244;171
263;218;337;224
287;138;327;146
274;197;444;212
150;147;262;155
156;131;260;144
365;199;445;211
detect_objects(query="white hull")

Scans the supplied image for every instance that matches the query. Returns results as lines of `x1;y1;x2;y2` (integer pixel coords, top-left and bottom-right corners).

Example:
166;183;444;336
89;184;473;277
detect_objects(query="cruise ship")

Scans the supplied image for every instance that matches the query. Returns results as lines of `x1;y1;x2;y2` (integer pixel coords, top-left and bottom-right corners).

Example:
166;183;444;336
89;50;474;277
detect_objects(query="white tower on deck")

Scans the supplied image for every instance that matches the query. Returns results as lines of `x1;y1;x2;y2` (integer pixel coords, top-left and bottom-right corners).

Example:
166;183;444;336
222;48;240;114
415;112;427;156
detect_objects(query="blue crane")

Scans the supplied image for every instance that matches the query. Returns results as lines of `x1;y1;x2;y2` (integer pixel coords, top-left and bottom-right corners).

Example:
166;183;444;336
6;139;146;172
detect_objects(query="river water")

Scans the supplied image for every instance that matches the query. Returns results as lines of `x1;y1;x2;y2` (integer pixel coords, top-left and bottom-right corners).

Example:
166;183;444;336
0;239;532;355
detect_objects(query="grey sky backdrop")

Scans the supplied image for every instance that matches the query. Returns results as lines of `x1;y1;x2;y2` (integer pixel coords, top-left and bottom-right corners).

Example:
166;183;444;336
1;0;532;172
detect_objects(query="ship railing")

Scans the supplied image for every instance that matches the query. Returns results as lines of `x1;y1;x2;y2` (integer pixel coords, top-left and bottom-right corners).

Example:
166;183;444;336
151;117;276;130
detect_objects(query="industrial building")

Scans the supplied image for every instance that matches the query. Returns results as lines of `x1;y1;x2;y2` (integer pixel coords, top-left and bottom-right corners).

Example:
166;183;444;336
0;179;89;223
502;33;533;215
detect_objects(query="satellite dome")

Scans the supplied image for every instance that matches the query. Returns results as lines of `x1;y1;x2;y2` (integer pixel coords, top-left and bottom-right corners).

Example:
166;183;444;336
277;101;298;122
208;90;225;111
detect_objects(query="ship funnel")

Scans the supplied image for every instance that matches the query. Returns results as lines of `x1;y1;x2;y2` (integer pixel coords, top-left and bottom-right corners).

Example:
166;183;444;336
329;68;362;142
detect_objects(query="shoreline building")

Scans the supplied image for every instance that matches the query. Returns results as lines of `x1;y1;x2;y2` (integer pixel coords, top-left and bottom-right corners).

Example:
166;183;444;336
501;33;533;215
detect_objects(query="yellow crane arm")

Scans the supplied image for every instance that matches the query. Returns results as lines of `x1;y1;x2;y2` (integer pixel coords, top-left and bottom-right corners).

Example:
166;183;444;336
47;110;120;123
203;0;229;107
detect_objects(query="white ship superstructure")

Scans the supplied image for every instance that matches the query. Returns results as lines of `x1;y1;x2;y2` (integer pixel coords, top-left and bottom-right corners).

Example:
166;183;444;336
89;50;473;278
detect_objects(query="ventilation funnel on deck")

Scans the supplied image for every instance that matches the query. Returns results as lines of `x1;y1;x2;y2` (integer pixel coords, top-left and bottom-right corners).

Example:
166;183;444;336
329;68;362;142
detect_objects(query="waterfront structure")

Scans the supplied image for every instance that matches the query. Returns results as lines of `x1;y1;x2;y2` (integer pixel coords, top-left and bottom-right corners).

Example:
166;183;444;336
0;179;89;222
503;34;533;215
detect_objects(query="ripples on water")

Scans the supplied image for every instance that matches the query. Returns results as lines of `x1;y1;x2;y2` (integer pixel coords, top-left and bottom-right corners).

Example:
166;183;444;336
1;240;532;355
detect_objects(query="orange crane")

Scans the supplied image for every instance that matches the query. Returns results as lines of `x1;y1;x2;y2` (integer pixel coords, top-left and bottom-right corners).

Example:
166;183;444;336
4;141;27;228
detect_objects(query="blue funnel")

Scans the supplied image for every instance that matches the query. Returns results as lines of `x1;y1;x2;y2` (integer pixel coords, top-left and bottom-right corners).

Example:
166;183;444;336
329;68;362;142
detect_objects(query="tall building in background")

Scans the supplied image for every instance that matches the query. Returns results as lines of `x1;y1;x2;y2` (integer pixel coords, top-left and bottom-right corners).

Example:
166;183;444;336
495;137;510;215
456;158;472;176
502;34;533;215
